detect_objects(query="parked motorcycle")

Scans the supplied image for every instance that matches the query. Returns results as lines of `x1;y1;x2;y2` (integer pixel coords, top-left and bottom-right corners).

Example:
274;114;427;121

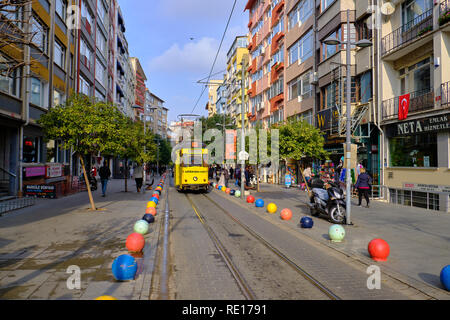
80;173;98;191
307;180;346;224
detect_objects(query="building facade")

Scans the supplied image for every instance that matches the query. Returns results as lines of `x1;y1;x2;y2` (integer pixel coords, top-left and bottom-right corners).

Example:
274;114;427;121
380;0;450;212
145;90;168;139
130;57;147;121
206;79;223;118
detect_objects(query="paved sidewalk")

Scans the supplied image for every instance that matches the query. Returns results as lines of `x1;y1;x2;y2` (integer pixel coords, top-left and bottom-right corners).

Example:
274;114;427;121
0;177;164;300
214;182;450;299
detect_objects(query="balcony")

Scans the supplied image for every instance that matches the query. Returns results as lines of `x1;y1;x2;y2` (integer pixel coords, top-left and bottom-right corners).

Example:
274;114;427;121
271;32;284;54
270;62;284;85
381;9;433;57
382;88;434;121
270;93;284;113
440;0;450;26
271;0;284;27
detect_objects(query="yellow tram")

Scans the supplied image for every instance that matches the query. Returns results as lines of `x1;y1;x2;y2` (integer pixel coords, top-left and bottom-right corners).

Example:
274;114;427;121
174;141;210;192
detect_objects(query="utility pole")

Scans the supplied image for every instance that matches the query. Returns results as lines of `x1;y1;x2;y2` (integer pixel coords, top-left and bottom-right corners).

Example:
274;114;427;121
240;56;247;199
345;9;352;225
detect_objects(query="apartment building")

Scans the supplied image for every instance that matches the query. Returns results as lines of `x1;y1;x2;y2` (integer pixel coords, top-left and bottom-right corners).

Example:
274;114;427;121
225;36;249;129
130;57;147;121
145;90;168;139
205;79;223;118
379;0;450;212
216;80;228;115
1;0;77;198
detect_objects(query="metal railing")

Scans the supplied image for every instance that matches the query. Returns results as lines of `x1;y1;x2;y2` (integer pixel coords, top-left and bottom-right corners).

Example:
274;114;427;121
382;9;433;56
439;0;450;25
388;187;449;212
382;88;434;121
0;197;35;215
441;81;450;107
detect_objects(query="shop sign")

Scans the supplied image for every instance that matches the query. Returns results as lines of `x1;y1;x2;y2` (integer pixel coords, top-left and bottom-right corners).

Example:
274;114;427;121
25;166;46;178
46;164;63;178
403;183;450;193
24;185;56;198
387;113;450;137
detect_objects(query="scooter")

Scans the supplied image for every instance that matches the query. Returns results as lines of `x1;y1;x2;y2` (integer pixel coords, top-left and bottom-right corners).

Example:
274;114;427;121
308;181;346;224
80;173;98;191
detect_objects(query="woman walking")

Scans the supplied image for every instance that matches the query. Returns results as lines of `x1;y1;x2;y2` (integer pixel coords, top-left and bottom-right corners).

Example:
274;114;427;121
355;168;372;208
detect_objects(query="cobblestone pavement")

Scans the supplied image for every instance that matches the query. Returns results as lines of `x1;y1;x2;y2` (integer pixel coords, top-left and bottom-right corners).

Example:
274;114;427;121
0;178;164;300
209;182;450;299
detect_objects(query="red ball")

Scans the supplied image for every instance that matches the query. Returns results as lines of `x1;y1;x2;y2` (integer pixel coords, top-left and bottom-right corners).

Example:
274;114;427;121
247;195;255;203
280;208;293;221
368;239;390;262
146;207;157;216
152;194;160;200
126;233;145;253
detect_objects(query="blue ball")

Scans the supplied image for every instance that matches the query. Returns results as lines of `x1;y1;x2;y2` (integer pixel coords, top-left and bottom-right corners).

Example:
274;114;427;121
441;265;450;291
255;199;264;207
300;216;314;229
150;197;159;204
218;186;223;191
112;254;137;281
142;214;155;224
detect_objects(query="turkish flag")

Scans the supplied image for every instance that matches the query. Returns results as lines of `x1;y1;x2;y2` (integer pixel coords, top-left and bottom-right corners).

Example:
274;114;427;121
398;94;410;120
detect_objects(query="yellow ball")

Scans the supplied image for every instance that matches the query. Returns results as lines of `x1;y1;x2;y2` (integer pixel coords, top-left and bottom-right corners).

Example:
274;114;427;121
147;201;157;208
222;186;227;193
95;296;117;300
267;203;277;214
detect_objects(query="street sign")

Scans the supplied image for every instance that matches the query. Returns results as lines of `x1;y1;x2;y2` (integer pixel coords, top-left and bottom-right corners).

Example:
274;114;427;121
238;151;249;161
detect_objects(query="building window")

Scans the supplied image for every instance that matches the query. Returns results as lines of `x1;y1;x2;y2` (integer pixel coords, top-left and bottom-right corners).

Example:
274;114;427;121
358;71;372;103
271;45;284;67
288;0;314;30
288;71;312;101
54;90;64;106
389;133;437;167
31;15;48;53
269;77;284;100
321;0;336;12
23;136;42;163
402;0;433;26
54;40;65;69
97;27;107;55
288;29;313;65
356;16;373;41
97;0;106;26
95;89;105;101
80;76;90;96
0;58;20;97
55;0;67;21
95;60;105;85
81;0;94;27
80;37;92;70
399;57;432;95
322;27;341;60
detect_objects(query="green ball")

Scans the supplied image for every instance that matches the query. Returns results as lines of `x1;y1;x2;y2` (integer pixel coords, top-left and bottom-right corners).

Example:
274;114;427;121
235;190;241;198
328;224;345;242
134;220;149;235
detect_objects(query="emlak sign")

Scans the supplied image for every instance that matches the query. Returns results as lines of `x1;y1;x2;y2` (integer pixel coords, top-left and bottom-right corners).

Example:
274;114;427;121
387;113;450;137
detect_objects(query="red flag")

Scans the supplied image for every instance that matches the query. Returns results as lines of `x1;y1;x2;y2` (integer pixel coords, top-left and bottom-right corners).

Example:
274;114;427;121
398;94;410;120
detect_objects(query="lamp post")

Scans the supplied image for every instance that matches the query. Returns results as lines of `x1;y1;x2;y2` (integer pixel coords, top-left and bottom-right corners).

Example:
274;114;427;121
321;9;372;225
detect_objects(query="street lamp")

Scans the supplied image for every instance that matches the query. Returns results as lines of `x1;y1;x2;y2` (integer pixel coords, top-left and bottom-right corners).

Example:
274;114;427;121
321;9;372;225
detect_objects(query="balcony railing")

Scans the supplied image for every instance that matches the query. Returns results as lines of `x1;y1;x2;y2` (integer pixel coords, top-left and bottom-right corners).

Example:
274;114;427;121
382;88;434;121
440;81;450;107
382;9;433;56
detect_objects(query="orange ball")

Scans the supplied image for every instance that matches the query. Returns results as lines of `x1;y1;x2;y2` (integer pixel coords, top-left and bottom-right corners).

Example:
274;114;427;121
226;188;231;194
280;208;293;221
126;233;145;253
146;207;157;216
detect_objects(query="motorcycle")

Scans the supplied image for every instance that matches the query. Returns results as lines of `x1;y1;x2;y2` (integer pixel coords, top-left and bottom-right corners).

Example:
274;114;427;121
308;180;346;224
80;172;98;191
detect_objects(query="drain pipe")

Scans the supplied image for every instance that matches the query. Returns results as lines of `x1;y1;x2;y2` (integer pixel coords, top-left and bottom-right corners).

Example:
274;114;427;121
19;1;32;197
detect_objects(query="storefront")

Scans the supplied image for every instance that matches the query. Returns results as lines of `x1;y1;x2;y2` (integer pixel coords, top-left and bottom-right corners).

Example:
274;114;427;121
384;112;450;212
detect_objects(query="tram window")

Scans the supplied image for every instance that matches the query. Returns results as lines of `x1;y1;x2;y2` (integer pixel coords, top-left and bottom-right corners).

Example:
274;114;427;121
181;153;205;167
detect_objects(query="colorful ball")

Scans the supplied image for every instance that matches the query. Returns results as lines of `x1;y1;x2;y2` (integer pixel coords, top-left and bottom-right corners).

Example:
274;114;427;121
280;208;293;221
329;225;346;242
300;216;314;228
230;190;236;196
235;190;241;198
213;183;217;188
142;214;155;224
146;207;157;216
222;186;227;193
226;188;231;194
95;296;117;300
218;186;223;191
267;203;277;214
147;201;157;208
440;265;450;291
126;233;145;252
368;239;390;262
150;197;159;204
152;193;160;200
154;190;161;196
247;195;255;203
112;254;137;281
134;220;149;235
255;199;265;208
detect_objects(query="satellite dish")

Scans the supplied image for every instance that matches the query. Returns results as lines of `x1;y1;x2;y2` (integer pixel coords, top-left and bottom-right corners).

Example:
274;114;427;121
381;2;395;16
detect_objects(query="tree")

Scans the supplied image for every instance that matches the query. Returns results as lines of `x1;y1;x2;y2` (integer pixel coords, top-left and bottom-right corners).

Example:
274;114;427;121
38;94;128;211
153;135;172;166
199;113;236;136
278;120;328;179
116;118;157;192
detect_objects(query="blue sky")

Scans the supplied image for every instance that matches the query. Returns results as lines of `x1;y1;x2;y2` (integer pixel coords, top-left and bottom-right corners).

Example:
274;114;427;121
119;0;249;123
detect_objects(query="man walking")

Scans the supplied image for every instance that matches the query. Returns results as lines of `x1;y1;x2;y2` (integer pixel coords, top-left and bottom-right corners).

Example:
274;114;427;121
133;163;144;193
99;161;111;197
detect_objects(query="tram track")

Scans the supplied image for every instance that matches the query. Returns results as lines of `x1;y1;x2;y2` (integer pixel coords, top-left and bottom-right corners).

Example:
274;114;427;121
185;192;340;300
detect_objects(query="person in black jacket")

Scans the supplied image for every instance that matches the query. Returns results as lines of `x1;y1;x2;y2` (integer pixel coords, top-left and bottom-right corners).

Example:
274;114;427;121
355;167;372;208
98;161;111;197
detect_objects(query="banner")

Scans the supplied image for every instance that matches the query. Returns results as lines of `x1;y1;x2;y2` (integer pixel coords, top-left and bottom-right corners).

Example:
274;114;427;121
398;93;410;120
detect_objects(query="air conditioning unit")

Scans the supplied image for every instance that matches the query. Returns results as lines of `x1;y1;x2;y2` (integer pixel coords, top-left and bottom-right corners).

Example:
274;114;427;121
309;72;319;85
298;96;303;103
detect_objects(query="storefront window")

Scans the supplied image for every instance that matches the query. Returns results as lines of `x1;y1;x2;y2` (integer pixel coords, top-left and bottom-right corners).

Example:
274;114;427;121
389;133;437;167
23;136;42;163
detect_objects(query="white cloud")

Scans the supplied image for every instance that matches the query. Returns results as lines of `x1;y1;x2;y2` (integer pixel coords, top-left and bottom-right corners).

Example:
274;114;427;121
148;37;227;75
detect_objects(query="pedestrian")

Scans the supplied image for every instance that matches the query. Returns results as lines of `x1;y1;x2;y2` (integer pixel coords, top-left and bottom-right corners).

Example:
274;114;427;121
218;170;225;186
134;163;144;193
244;166;250;188
99;161;111;197
235;166;241;186
355;167;372;208
303;166;312;184
224;167;229;187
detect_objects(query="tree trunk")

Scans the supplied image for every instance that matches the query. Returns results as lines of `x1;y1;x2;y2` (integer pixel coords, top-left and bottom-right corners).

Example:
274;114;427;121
124;158;128;192
257;165;260;192
79;154;96;211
